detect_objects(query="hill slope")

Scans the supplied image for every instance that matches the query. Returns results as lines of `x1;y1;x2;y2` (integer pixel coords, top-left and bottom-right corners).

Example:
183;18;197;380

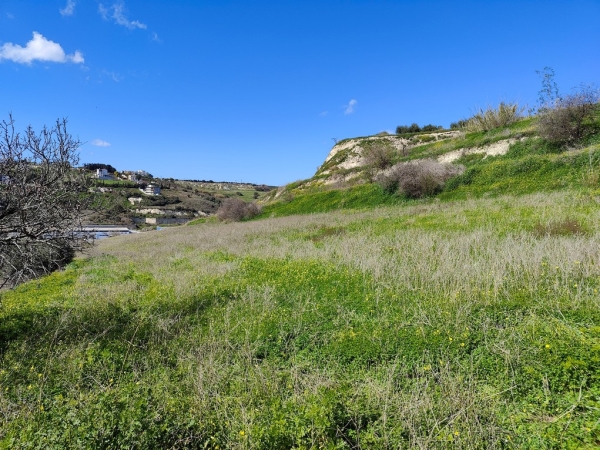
1;189;599;448
2;110;600;448
263;114;600;216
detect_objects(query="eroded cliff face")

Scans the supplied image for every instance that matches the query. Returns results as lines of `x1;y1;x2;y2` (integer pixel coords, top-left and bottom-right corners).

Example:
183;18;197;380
315;131;462;185
265;129;522;202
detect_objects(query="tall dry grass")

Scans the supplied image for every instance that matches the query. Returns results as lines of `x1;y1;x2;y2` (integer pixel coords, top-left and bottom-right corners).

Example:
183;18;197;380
463;102;524;132
24;190;592;447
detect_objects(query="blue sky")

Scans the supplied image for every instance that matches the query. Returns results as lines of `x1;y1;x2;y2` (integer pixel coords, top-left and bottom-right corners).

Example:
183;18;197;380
1;1;599;186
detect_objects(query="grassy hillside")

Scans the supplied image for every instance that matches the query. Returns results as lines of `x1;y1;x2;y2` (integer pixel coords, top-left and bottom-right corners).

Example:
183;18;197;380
263;113;600;217
87;178;272;226
2;105;600;448
1;189;600;448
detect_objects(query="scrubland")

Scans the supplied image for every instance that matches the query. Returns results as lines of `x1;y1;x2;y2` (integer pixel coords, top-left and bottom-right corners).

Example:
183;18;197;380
1;187;599;448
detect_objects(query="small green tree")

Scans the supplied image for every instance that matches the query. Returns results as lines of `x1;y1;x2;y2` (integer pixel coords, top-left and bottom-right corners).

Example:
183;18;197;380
408;123;421;133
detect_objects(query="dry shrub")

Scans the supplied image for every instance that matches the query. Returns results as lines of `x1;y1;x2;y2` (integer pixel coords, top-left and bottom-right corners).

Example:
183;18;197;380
362;142;395;170
537;86;599;144
463;102;524;132
532;218;585;237
216;198;261;222
376;159;464;198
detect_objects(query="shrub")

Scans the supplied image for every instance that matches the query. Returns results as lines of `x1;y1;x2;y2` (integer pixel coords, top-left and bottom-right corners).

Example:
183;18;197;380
362;143;395;170
216;198;261;222
450;119;469;130
532;218;585;237
376;159;464;198
396;123;421;134
421;124;444;132
408;123;421;133
396;123;443;134
463;102;523;132
537;85;599;144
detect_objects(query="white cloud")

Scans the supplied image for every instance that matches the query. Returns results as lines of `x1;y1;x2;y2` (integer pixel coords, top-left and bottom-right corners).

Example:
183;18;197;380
60;0;76;17
319;111;329;117
71;50;84;63
0;32;84;64
6;12;15;19
91;139;111;147
101;69;123;82
99;1;147;29
344;99;357;115
151;32;162;43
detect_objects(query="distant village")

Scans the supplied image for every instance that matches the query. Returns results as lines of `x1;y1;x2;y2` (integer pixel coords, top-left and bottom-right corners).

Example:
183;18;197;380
93;168;161;196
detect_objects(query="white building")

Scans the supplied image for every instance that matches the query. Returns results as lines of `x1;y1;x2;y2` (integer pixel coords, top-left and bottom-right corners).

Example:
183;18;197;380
95;169;112;180
141;183;161;196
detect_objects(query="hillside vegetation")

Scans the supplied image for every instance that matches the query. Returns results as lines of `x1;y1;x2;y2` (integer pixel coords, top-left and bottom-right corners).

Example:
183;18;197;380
1;100;600;448
86;178;272;227
263;110;600;217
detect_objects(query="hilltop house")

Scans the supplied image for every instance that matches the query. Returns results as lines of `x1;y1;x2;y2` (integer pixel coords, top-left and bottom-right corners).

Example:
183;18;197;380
95;169;113;180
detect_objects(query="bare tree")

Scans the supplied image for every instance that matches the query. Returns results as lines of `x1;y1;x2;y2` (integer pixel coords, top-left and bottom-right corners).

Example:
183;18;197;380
537;85;600;144
216;198;261;222
0;114;91;288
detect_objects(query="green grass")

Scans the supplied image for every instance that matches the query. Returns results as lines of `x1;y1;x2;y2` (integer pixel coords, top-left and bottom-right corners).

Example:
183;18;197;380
3;115;600;448
93;179;138;188
441;146;600;200
265;135;600;217
260;183;403;217
1;191;600;448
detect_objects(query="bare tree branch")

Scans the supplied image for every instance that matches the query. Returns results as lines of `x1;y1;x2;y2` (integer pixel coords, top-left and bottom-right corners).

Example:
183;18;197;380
0;114;92;288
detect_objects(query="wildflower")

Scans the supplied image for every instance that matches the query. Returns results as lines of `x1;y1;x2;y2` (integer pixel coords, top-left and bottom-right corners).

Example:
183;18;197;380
545;344;551;349
239;430;245;436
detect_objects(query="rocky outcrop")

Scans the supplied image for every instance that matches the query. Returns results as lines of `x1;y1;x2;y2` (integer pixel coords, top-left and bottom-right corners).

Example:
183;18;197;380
320;132;461;175
436;138;525;163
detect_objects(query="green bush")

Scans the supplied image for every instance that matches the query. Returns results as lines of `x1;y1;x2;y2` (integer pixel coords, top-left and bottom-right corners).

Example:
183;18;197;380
396;123;443;134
